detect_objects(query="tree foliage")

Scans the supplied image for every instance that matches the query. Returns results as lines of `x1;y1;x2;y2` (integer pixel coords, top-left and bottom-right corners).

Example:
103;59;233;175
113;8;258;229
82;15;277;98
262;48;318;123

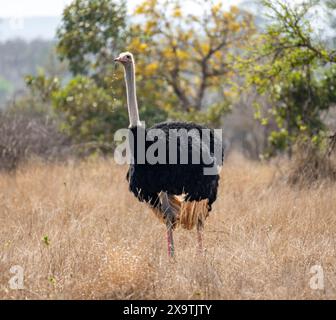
52;76;116;145
38;0;257;151
52;76;168;150
53;0;170;148
128;0;255;125
57;0;127;77
240;0;336;156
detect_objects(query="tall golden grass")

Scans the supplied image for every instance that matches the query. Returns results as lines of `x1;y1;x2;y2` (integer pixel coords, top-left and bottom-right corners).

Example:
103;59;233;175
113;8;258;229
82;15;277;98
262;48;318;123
1;154;336;299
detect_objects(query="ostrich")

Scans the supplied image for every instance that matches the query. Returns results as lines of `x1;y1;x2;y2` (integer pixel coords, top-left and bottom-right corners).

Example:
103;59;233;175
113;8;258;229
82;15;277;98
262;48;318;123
114;52;224;257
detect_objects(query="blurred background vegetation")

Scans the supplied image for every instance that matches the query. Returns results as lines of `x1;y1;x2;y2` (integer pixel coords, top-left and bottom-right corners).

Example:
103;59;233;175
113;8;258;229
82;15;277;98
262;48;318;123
0;0;335;179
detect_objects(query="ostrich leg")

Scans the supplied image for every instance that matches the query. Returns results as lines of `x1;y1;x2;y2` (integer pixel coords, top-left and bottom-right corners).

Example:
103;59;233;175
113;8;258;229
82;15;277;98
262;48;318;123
159;192;175;258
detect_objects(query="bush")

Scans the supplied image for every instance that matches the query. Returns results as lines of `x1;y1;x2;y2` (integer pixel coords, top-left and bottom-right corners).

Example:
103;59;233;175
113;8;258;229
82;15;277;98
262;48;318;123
52;76;128;152
288;135;336;186
52;76;169;154
0;111;71;171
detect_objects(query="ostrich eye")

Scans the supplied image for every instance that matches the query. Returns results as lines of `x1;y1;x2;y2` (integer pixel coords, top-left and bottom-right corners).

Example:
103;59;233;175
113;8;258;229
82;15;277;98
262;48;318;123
126;55;131;59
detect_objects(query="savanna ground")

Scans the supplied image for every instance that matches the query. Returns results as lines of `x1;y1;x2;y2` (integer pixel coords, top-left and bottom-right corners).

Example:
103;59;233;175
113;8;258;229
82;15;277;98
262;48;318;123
0;153;336;300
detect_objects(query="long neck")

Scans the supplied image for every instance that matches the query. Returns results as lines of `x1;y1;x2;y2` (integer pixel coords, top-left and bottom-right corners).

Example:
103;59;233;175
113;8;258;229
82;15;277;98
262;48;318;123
124;62;140;127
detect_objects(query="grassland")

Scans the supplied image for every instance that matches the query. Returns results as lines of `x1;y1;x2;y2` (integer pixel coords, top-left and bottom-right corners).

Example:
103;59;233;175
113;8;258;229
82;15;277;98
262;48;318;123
1;154;336;299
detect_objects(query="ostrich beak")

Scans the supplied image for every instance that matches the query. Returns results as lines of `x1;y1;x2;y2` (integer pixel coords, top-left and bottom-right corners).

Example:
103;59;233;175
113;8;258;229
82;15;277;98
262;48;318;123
114;57;121;62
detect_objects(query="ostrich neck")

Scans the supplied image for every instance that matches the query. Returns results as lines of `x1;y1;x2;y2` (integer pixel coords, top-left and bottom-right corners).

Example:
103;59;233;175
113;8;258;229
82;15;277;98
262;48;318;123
124;63;141;128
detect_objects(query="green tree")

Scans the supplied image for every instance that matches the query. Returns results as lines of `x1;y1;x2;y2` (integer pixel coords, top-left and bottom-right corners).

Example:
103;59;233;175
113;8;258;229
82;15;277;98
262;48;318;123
55;0;129;151
57;0;127;77
51;76;167;151
52;76;119;151
240;0;336;156
53;0;167;148
56;0;128;115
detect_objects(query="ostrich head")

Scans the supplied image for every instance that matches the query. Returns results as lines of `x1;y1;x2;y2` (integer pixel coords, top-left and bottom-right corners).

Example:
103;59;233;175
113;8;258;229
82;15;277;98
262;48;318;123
114;52;134;66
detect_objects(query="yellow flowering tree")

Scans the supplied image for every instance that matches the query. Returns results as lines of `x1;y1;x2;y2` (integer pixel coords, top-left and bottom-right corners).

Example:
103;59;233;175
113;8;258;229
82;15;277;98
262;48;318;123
128;0;255;125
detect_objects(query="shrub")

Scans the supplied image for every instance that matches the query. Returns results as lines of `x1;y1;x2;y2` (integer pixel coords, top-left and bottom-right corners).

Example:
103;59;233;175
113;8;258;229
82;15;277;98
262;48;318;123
0;111;71;171
288;134;336;186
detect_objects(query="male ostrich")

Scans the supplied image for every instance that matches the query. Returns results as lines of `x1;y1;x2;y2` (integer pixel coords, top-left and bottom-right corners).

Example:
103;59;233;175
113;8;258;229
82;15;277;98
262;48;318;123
114;52;224;257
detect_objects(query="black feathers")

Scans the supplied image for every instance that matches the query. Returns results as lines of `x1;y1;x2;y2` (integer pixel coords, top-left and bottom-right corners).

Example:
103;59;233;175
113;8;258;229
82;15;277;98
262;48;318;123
126;121;224;212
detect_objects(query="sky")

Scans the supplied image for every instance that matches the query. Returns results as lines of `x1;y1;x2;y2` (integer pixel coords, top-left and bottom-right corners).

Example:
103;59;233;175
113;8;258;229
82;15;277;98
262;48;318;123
0;0;244;18
0;0;73;17
0;0;308;41
0;0;247;40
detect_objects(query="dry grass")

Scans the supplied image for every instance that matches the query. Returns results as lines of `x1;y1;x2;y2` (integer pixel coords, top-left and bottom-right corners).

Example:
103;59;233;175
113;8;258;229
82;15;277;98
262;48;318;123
1;154;336;300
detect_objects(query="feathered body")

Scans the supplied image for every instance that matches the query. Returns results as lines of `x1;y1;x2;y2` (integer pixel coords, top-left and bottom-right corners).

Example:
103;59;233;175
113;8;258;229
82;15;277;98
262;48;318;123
127;121;224;229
